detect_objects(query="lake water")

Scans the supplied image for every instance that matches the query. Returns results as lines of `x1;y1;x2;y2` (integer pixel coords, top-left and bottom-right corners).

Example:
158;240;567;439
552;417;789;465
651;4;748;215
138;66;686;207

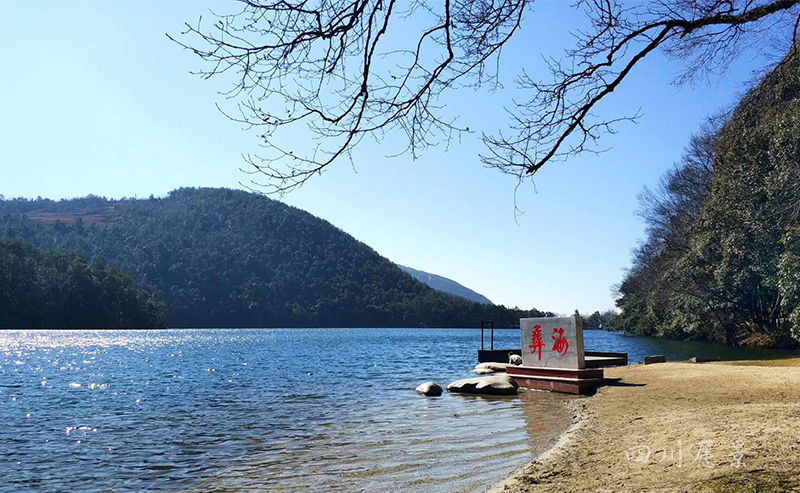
0;328;796;493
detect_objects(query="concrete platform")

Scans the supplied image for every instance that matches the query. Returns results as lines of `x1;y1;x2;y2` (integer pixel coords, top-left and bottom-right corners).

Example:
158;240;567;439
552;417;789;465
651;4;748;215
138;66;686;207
477;349;520;363
585;351;628;368
479;349;627;368
506;365;606;395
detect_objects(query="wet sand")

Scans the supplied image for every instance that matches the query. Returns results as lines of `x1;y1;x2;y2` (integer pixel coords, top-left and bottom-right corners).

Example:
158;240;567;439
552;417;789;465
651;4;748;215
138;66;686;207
490;361;800;493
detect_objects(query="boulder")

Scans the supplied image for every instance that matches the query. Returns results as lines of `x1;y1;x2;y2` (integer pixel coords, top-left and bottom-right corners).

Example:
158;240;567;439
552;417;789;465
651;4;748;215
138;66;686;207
689;356;721;363
447;375;519;396
415;382;443;396
472;368;495;375
508;354;523;366
644;355;666;365
473;362;508;373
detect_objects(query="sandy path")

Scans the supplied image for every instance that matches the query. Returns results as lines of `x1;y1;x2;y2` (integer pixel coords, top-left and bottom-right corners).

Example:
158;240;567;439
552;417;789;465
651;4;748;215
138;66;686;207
489;362;800;493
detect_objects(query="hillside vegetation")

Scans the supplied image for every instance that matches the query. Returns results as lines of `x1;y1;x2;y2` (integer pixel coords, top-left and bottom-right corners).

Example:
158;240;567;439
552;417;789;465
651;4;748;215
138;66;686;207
0;188;549;328
613;52;800;348
0;240;166;328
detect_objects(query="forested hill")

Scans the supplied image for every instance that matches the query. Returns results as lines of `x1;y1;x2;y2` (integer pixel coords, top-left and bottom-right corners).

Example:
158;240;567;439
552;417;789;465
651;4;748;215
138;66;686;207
397;265;493;305
1;240;166;329
0;188;549;328
613;52;800;348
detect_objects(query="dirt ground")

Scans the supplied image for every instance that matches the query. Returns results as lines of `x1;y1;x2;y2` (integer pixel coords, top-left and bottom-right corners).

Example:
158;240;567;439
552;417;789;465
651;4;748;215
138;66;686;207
489;361;800;493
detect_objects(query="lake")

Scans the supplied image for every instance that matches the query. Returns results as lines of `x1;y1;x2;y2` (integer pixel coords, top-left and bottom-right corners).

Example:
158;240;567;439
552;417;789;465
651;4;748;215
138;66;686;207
0;328;795;492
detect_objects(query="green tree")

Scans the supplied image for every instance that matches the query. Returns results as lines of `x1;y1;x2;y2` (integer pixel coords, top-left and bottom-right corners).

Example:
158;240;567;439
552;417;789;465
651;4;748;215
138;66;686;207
614;52;800;348
0;240;166;329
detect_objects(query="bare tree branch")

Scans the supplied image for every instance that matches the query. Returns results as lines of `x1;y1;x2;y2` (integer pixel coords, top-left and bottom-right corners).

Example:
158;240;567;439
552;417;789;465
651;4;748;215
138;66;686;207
172;0;800;193
482;0;800;179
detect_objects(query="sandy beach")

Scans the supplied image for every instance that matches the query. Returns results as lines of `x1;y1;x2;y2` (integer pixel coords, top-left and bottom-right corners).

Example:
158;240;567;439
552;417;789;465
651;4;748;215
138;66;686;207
490;361;800;493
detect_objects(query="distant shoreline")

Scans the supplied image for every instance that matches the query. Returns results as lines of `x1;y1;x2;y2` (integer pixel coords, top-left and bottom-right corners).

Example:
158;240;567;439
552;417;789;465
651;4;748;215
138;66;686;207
489;361;800;493
0;326;618;331
0;326;527;330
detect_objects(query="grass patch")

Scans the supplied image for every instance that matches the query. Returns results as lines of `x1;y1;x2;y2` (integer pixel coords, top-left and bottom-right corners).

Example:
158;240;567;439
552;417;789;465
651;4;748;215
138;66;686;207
729;357;800;368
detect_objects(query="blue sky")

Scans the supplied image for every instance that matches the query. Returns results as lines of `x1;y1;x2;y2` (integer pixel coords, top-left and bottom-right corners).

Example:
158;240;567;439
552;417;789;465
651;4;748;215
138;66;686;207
0;1;769;314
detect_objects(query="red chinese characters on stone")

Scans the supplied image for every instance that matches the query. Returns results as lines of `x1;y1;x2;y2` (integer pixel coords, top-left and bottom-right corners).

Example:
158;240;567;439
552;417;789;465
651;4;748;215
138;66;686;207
529;324;545;360
551;327;569;357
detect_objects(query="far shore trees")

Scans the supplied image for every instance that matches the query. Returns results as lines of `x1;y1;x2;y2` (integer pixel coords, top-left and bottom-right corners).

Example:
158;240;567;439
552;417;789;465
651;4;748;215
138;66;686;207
0;189;552;328
0;240;167;329
174;0;799;193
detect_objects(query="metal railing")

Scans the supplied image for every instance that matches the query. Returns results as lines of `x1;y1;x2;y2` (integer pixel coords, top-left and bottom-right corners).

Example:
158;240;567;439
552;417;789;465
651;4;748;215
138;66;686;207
480;320;494;350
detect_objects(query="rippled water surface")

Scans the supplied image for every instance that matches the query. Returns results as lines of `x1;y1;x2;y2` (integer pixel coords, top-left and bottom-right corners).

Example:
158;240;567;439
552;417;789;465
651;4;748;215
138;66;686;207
3;328;793;493
0;329;578;493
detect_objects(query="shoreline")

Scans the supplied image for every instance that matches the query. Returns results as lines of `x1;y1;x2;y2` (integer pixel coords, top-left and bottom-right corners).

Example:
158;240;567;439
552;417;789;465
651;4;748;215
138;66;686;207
489;398;589;492
490;361;800;493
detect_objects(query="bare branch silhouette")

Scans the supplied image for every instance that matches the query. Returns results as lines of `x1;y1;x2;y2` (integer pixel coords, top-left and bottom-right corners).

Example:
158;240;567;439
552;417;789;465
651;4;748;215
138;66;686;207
172;0;800;193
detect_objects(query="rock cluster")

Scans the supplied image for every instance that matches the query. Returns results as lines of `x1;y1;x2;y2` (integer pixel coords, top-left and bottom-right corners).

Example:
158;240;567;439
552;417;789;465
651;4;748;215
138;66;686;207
472;362;508;374
447;375;519;396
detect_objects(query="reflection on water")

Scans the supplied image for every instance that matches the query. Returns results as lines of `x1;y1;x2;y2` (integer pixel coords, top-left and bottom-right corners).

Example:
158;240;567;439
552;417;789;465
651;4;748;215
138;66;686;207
1;328;793;493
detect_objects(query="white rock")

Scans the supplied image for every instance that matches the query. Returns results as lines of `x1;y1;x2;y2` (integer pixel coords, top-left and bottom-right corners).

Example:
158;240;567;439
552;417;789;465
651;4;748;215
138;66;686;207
415;382;443;396
447;375;519;396
508;354;523;366
473;362;508;373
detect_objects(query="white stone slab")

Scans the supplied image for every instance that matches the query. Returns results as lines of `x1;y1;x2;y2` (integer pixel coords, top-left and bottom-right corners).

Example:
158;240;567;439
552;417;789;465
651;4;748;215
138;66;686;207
520;316;585;369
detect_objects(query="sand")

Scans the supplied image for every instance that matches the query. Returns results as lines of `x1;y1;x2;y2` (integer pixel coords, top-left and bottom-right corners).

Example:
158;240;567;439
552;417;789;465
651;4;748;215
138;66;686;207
489;361;800;493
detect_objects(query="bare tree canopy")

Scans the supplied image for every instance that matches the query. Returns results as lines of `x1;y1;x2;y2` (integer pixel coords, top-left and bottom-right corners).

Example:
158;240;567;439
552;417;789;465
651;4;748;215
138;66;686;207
171;0;800;193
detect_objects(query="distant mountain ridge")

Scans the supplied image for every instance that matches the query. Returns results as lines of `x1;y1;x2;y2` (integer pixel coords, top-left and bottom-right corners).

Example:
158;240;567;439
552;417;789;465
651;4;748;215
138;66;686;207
0;188;547;327
397;265;493;305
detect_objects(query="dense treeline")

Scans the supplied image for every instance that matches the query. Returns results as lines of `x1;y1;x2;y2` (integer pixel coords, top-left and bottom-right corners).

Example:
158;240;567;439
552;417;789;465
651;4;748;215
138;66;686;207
577;310;618;330
0;188;551;328
613;52;800;348
0;240;166;328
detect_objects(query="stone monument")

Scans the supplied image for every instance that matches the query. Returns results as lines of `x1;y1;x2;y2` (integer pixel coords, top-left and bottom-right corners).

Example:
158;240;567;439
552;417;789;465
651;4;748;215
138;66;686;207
520;316;585;369
508;315;604;395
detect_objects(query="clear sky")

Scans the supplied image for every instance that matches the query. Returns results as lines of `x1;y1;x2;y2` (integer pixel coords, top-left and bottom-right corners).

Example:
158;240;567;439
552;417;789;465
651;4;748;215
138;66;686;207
0;1;770;314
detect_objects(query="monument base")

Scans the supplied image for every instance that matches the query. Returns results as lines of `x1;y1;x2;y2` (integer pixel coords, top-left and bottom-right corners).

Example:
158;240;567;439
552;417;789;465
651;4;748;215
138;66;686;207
507;365;605;395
